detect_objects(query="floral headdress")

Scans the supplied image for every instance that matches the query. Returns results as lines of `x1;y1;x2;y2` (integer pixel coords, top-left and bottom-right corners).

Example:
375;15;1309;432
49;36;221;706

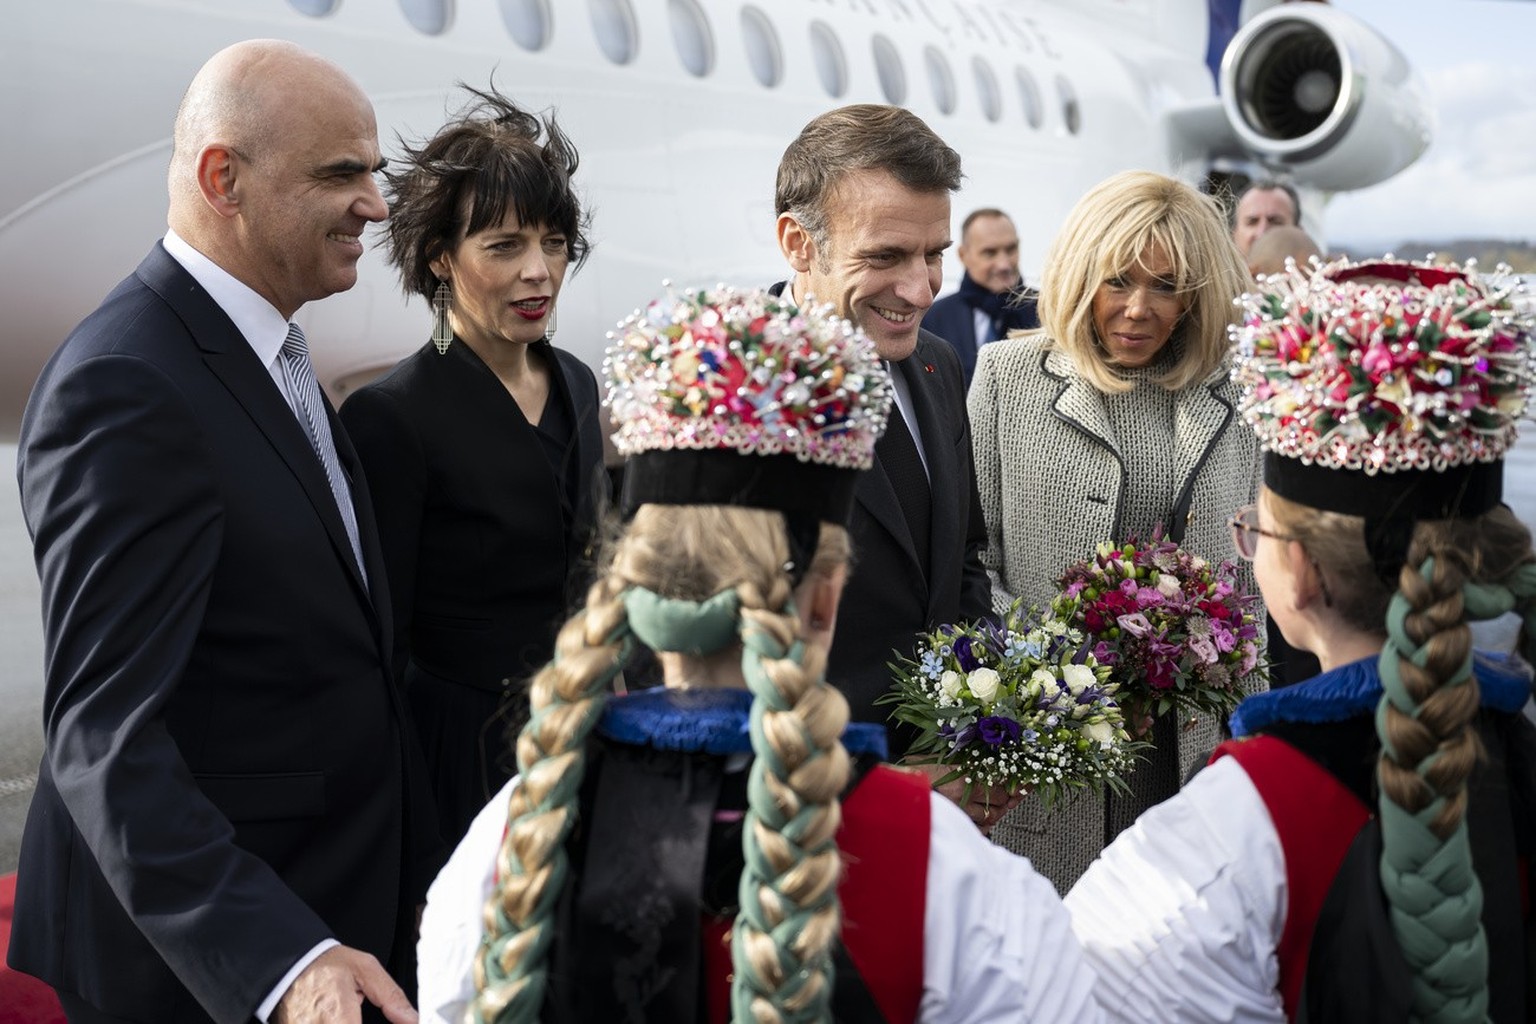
1231;258;1534;566
605;284;892;533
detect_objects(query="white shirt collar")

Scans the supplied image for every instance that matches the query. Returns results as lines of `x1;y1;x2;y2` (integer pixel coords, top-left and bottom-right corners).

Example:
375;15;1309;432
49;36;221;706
162;229;292;367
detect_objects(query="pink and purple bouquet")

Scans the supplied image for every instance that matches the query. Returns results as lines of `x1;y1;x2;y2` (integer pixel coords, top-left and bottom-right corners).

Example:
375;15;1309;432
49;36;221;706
879;601;1144;809
1051;529;1263;720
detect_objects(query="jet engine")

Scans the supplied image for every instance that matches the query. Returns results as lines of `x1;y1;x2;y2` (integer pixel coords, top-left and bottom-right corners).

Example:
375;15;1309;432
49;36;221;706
1221;3;1433;191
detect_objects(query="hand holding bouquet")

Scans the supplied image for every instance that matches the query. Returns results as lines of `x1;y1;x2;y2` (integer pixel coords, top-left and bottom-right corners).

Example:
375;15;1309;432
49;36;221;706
879;602;1143;809
1052;528;1263;721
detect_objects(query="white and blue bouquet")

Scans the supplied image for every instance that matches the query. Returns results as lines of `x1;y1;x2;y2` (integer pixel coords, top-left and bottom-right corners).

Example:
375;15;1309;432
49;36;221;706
879;601;1144;808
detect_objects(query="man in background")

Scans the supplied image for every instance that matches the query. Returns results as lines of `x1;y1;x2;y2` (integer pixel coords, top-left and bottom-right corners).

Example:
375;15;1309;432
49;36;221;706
771;105;1006;829
9;40;435;1024
1231;178;1301;257
921;207;1039;384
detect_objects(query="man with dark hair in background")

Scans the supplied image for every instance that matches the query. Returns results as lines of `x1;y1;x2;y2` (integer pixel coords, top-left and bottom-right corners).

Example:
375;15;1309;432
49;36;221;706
770;104;1007;830
921;208;1039;384
1231;178;1301;257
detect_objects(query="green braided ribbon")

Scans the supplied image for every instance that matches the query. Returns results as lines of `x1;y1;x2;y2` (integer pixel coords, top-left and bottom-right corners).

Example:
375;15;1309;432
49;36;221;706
731;602;839;1024
1465;562;1536;677
1375;555;1489;1024
473;625;632;1024
623;585;743;655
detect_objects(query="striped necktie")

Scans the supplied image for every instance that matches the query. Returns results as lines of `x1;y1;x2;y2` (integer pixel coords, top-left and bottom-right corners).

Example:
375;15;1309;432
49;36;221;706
279;323;368;584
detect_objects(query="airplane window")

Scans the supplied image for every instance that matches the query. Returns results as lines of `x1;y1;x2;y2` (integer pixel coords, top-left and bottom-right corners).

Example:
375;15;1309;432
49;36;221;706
669;0;713;77
872;35;906;105
972;56;1002;123
809;21;847;98
500;0;551;50
1016;66;1043;129
1057;74;1081;135
398;0;451;35
288;0;338;14
589;0;638;65
741;7;783;88
925;46;956;115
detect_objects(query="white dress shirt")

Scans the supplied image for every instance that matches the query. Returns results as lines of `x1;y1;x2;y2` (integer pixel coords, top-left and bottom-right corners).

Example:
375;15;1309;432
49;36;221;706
1065;756;1287;1022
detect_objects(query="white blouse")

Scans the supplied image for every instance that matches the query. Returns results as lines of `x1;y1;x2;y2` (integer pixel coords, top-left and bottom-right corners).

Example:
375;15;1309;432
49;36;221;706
418;777;1104;1023
1064;756;1287;1023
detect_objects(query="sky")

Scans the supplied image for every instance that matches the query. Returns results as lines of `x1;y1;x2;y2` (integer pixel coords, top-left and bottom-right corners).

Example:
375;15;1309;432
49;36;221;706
1323;0;1536;249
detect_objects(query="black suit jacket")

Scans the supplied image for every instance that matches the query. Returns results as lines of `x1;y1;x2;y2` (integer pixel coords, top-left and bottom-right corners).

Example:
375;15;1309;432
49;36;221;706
829;331;993;748
339;339;606;691
8;244;436;1024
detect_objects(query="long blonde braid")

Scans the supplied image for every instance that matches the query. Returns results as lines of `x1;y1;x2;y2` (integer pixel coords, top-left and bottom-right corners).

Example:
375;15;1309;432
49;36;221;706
731;571;851;1023
469;570;631;1023
1266;497;1536;1021
470;506;853;1023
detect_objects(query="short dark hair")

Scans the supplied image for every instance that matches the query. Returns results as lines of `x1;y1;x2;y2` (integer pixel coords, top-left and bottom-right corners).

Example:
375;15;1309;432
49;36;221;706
1231;178;1300;228
960;207;1011;239
774;104;961;247
383;85;591;303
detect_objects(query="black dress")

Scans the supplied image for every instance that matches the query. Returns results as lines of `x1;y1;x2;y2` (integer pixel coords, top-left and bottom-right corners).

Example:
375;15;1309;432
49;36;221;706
340;337;607;842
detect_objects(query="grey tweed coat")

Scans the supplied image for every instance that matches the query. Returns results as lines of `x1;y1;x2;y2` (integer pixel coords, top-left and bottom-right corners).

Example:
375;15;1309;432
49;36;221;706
967;335;1264;891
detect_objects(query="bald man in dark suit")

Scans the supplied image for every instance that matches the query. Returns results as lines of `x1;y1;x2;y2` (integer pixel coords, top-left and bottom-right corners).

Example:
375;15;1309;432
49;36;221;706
8;41;436;1024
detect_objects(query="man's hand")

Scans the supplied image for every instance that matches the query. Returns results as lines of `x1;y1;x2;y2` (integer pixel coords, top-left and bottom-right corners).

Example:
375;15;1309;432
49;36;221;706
902;761;1024;836
273;946;418;1024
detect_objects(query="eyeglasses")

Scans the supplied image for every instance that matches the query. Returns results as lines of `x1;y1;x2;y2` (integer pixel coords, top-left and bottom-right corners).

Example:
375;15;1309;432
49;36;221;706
1228;504;1291;561
1228;504;1333;606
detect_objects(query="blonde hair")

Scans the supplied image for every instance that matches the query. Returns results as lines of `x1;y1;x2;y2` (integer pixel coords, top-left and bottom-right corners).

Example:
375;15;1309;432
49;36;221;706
1037;170;1251;394
471;505;853;1023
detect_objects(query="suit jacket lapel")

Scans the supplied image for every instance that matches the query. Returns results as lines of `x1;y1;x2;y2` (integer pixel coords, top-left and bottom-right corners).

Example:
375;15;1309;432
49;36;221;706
905;340;959;593
555;347;604;530
332;420;386;621
1168;373;1236;541
859;422;923;573
1045;348;1118;453
138;245;375;607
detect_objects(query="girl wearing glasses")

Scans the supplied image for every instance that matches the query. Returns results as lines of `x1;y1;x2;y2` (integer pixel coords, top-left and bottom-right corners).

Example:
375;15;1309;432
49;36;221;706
1066;258;1536;1022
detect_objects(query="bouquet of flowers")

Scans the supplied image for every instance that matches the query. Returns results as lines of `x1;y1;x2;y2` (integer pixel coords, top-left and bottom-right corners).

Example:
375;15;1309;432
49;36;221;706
879;602;1143;808
1051;528;1263;720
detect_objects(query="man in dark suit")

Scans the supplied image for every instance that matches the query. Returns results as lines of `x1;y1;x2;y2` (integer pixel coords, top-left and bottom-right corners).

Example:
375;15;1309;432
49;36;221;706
8;40;435;1024
920;208;1039;385
772;105;1009;830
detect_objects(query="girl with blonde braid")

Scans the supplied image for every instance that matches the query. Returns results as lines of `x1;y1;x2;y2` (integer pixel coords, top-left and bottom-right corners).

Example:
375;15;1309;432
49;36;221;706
1066;257;1536;1022
415;285;1102;1023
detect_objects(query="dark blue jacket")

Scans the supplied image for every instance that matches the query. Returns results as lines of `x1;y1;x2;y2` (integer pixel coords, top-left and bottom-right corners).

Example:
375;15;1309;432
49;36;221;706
921;274;1038;385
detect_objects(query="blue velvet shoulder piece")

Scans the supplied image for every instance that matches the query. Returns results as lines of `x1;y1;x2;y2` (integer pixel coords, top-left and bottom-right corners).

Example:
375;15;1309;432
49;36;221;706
597;686;889;759
1230;651;1532;738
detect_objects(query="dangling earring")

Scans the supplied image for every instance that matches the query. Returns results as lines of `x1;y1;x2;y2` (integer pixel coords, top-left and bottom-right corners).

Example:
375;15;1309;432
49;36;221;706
431;279;453;355
543;303;557;342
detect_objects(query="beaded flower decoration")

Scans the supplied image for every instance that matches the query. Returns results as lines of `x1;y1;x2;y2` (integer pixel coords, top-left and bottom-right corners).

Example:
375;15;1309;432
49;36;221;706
1230;257;1535;474
605;284;892;469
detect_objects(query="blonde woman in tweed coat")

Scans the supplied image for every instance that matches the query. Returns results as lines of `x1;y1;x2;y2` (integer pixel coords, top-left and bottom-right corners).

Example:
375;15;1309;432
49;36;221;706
967;170;1263;891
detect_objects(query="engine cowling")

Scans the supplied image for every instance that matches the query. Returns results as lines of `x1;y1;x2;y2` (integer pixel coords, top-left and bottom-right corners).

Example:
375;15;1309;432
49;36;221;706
1221;3;1433;191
